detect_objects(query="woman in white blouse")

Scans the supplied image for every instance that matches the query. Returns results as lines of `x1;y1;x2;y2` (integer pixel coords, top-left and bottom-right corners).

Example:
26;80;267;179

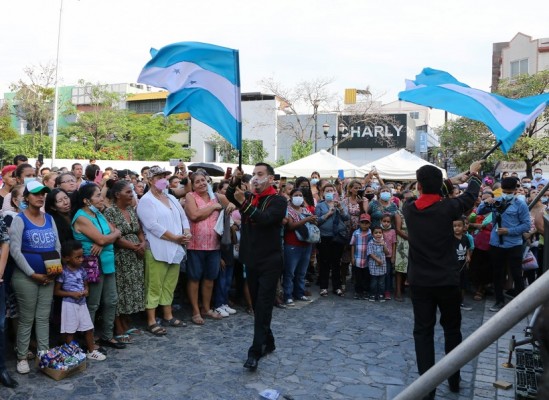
136;167;191;336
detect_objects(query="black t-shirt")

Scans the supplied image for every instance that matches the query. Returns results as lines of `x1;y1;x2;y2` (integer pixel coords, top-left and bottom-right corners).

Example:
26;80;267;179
454;235;470;269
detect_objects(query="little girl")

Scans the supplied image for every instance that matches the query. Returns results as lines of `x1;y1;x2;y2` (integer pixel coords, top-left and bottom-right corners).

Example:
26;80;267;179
54;240;106;361
380;214;397;300
367;227;389;302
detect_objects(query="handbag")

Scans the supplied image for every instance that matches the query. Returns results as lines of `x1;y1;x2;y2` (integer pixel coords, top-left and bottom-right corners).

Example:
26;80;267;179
82;255;101;283
522;247;538;271
295;219;321;244
332;210;350;245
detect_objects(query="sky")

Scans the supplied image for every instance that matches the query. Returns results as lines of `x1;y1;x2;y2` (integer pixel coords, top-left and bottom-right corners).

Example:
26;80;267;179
1;0;548;109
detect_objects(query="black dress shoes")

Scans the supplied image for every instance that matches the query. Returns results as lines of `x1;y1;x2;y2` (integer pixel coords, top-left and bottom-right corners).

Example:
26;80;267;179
243;356;258;371
262;343;276;356
0;370;18;388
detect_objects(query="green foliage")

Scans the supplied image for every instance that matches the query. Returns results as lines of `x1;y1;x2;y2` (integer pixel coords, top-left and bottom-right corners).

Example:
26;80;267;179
438;70;549;176
212;136;268;164
0;103;17;141
291;139;313;161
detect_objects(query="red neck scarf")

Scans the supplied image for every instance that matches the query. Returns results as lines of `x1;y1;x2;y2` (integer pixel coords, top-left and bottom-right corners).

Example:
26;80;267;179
415;194;442;210
251;186;278;206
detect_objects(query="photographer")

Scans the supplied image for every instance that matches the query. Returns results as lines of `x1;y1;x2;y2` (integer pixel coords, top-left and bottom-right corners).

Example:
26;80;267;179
476;177;530;312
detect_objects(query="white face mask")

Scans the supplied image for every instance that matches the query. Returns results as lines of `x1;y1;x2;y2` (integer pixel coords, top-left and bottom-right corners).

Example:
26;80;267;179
291;196;304;207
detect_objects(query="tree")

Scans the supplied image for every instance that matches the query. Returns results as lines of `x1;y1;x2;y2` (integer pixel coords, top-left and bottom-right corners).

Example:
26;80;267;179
259;76;336;149
9;63;57;147
210;136;268;165
0;103;17;142
67;80;128;152
438;70;549;176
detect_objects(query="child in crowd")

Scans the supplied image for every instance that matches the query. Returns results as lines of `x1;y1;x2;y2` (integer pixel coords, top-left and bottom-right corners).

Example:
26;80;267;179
367;227;389;302
380;214;397;300
350;213;372;300
453;217;472;311
54;240;106;361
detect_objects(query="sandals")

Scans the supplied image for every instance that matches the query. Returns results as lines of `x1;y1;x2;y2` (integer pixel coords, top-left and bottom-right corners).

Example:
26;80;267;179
147;323;167;336
114;334;133;344
163;318;187;327
204;309;223;320
191;314;204;325
125;328;144;336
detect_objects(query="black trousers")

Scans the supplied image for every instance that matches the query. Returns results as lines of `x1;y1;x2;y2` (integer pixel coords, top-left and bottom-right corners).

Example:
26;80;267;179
317;237;344;291
411;285;462;394
489;245;523;304
246;264;280;359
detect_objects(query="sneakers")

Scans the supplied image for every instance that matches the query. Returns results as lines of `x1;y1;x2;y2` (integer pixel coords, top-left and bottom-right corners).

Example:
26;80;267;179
285;299;295;306
86;350;107;361
489;302;504;312
335;289;344;297
378;296;386;303
368;295;376;302
354;293;360;300
214;306;230;317
296;296;310;302
384;291;392;300
221;304;237;315
16;359;30;374
320;289;328;297
460;303;473;311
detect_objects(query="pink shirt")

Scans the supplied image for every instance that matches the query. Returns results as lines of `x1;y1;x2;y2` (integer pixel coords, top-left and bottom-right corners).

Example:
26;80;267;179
187;192;221;251
382;228;397;258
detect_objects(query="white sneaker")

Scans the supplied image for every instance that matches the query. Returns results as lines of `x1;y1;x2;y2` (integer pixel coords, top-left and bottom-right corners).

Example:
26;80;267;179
17;359;30;374
285;299;295;306
215;306;230;317
222;304;237;315
87;350;107;361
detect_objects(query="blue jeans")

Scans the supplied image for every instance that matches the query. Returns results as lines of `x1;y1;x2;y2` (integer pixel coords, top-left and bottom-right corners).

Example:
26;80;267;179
283;244;313;300
214;263;234;308
370;274;385;298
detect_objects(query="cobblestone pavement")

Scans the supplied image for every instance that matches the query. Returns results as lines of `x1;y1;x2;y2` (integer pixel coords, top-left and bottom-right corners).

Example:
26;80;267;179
1;291;493;400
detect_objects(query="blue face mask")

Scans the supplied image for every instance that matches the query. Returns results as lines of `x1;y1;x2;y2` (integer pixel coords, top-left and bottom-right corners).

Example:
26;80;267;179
502;193;515;201
311;178;319;185
89;204;99;214
380;192;392;202
516;194;526;202
534;173;542;180
324;192;334;202
19;200;28;210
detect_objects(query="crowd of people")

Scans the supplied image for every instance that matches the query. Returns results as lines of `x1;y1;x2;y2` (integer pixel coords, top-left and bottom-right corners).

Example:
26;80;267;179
0;153;547;389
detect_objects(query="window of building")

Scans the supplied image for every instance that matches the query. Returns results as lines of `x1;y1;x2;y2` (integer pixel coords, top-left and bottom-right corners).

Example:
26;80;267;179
510;58;528;78
409;111;419;119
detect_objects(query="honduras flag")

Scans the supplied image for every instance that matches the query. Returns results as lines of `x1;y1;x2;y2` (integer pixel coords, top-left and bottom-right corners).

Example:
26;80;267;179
398;68;549;153
138;42;242;150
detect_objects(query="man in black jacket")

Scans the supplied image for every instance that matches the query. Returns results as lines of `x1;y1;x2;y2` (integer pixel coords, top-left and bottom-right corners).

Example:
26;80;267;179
403;161;482;400
226;163;286;371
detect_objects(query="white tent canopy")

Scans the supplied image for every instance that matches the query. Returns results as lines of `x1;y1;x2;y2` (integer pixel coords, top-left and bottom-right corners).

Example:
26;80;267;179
275;150;368;178
360;149;447;180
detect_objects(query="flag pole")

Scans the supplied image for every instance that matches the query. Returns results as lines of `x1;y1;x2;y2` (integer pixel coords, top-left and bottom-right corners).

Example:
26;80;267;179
234;49;242;170
480;140;502;160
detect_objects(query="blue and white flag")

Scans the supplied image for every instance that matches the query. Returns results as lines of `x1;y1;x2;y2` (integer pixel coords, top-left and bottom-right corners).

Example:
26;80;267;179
138;42;242;150
398;68;549;153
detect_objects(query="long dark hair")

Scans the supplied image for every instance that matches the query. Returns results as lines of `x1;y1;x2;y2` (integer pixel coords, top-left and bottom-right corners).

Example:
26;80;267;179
295;176;314;208
45;188;70;215
107;180;130;201
71;183;100;218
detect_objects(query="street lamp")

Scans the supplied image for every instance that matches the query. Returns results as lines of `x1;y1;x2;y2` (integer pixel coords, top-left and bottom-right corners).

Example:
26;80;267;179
313;100;320;153
323;123;336;155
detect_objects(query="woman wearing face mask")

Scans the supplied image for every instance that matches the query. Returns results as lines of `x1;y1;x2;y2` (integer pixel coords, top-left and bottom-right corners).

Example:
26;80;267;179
282;189;318;305
72;183;123;349
315;183;349;297
184;170;234;324
9;181;60;374
310;171;321;204
1;163;36;214
295;177;316;289
136;167;191;335
368;185;398;229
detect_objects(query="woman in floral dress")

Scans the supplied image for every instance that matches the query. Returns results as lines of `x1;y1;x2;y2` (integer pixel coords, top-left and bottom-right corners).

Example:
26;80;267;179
105;180;146;339
394;191;413;301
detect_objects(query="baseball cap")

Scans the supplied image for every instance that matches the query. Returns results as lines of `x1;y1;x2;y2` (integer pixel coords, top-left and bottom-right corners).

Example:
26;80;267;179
24;180;51;195
359;213;371;222
147;166;172;179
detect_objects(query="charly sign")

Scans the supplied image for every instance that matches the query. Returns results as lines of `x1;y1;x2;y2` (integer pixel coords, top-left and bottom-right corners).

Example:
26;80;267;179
338;114;407;149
